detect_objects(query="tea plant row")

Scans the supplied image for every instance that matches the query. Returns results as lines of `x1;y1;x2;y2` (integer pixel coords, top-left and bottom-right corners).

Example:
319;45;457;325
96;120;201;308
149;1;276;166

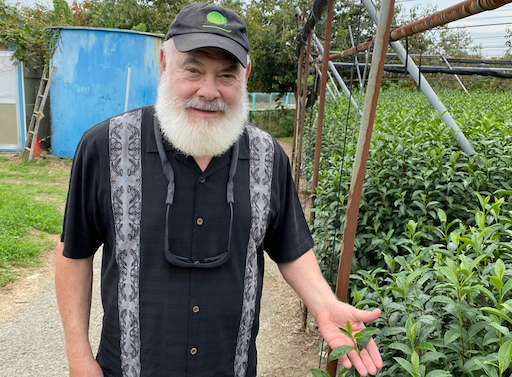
303;90;512;376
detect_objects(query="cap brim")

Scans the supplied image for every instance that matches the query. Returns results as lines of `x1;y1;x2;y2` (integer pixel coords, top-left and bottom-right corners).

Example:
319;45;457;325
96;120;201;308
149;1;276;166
173;33;248;68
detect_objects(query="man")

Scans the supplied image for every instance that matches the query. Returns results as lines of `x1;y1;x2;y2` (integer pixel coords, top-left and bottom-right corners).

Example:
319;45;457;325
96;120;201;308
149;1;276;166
55;3;383;377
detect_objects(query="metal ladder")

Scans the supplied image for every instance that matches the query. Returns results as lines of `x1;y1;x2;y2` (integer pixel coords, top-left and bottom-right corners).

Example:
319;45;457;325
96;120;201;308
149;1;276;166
22;65;56;161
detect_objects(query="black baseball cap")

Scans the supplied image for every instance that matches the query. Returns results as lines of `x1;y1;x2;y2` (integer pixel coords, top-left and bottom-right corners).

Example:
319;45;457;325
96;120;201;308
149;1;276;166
165;2;250;68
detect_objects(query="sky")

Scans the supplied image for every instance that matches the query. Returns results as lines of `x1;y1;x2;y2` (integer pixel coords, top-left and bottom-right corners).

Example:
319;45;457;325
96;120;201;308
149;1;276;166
7;0;512;57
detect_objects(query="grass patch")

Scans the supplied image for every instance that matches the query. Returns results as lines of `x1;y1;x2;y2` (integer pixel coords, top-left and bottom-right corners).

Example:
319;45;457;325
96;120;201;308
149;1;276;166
0;156;71;287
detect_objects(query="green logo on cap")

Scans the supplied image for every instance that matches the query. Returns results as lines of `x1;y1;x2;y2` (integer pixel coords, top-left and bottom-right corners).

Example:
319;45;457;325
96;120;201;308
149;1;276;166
204;11;231;33
207;11;227;25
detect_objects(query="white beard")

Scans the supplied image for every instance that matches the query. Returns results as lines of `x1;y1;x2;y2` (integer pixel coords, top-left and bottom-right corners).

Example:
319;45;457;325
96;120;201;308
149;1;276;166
154;72;249;157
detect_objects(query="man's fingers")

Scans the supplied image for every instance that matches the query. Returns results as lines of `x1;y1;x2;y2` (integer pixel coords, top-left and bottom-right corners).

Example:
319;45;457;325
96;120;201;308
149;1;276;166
346;349;369;376
356;347;377;375
366;338;383;369
336;339;382;376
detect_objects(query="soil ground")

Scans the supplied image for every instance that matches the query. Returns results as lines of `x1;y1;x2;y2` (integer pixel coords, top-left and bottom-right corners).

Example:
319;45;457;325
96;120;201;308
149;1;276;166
0;142;323;376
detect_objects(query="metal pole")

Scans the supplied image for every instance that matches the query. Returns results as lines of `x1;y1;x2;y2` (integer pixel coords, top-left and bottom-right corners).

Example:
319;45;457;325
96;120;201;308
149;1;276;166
295;6;362;116
390;0;512;42
348;25;364;88
362;0;476;155
327;3;396;375
441;55;470;94
312;33;362;116
294;35;313;188
292;46;305;183
124;65;131;112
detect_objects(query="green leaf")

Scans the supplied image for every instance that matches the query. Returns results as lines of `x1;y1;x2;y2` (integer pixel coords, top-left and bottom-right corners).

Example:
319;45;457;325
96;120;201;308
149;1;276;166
394;357;417;377
490;276;504;292
387;342;412;355
481;307;512;325
310;368;331;377
405;317;417;339
381;326;407;337
439;266;459;286
444;328;461;345
346;321;353;336
328;346;354;361
421;351;448;364
502;279;512;297
437;208;447;224
425;370;452;377
411;351;420;371
494;259;505;280
417;342;436;352
497;338;512;371
354;327;379;339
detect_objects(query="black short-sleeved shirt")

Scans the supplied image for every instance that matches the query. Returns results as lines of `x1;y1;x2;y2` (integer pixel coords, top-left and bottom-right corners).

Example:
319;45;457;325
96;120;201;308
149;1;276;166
61;106;313;377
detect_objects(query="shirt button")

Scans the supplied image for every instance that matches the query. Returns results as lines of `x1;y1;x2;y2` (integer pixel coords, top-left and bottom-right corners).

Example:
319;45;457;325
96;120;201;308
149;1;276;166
192;305;200;313
199;178;206;184
196;217;204;225
190;347;198;355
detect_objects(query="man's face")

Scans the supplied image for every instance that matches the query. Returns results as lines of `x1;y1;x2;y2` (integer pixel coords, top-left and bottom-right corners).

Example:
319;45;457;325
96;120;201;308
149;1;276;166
155;42;251;158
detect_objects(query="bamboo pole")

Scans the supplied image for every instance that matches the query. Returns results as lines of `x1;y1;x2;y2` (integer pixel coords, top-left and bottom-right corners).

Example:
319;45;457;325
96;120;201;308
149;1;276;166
326;0;395;374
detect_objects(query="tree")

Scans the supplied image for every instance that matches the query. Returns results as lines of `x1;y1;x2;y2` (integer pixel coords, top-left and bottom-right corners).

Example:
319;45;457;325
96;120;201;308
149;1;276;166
0;0;53;68
241;0;304;95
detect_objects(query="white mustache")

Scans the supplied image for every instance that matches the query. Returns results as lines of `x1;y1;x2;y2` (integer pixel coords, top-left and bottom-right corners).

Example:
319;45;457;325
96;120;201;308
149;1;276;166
184;99;228;112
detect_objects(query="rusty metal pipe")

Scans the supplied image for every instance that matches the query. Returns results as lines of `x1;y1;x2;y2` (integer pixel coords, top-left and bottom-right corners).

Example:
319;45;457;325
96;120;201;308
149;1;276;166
329;0;512;60
310;0;335;224
329;37;373;60
390;0;512;41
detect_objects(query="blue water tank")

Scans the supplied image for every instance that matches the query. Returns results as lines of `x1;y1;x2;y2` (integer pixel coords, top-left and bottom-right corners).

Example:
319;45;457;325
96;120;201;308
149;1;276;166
49;27;162;158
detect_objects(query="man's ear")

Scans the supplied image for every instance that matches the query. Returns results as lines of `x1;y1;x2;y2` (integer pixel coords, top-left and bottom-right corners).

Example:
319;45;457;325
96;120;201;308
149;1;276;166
244;60;251;84
160;48;166;77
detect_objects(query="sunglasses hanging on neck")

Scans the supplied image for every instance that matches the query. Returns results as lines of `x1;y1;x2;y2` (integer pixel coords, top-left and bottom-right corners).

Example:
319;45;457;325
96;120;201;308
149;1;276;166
153;118;239;268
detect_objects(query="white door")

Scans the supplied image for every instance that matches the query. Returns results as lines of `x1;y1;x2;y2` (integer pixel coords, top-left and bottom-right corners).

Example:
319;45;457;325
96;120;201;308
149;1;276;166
0;51;25;151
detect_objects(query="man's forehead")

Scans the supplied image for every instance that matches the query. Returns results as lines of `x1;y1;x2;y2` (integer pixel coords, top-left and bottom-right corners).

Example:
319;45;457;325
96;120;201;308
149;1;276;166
180;47;241;68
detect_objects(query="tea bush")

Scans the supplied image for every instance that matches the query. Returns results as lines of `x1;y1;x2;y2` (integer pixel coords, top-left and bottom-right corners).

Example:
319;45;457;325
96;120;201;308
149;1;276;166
303;90;512;286
302;90;512;376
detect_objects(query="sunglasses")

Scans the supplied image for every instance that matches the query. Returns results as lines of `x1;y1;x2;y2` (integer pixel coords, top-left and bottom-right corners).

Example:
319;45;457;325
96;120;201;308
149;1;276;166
154;119;239;268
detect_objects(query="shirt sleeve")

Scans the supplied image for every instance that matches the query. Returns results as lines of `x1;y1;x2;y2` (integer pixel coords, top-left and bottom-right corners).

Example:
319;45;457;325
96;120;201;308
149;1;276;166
263;139;314;263
61;123;110;259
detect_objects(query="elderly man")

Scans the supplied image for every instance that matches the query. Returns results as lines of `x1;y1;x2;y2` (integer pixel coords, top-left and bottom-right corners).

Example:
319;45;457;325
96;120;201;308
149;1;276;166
55;3;383;377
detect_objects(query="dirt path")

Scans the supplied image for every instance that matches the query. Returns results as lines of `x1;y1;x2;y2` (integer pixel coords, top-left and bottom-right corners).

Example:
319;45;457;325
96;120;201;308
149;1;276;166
0;141;322;376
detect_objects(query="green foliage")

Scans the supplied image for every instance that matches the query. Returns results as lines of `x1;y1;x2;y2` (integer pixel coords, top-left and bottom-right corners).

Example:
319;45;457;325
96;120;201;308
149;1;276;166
0;157;71;287
242;0;303;94
0;0;53;67
303;90;512;375
249;109;295;138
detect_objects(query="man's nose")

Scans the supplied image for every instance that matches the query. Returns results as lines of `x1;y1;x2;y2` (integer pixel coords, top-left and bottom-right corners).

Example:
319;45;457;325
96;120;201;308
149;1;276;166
196;75;220;101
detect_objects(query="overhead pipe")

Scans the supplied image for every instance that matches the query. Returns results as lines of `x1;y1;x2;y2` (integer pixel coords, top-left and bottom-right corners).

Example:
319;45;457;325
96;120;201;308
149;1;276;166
390;0;512;42
362;0;476;155
330;0;512;61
